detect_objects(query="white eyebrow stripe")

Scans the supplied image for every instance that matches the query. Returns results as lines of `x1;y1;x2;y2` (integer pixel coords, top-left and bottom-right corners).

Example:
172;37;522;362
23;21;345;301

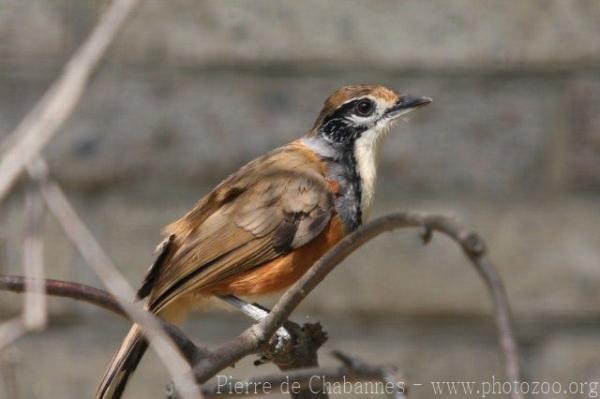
340;95;377;106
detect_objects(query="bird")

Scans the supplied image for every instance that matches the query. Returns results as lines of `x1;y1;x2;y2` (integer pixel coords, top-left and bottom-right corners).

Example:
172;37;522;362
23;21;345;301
96;84;431;398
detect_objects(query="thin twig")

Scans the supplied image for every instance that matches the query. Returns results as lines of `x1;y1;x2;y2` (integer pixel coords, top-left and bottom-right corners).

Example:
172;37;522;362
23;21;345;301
0;185;46;350
0;0;141;202
0;275;124;317
0;274;328;399
0;275;212;366
0;0;199;393
22;184;47;330
29;159;200;399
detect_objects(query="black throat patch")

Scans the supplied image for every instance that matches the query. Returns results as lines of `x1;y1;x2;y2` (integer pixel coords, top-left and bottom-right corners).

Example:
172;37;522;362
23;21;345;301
316;99;372;231
320;149;363;232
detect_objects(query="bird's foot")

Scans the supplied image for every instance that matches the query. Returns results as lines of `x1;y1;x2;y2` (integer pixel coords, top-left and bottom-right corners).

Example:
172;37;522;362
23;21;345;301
217;295;295;358
271;326;293;352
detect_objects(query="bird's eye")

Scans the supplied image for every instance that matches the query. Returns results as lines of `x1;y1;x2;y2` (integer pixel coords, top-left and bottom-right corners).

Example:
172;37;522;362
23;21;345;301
355;99;375;117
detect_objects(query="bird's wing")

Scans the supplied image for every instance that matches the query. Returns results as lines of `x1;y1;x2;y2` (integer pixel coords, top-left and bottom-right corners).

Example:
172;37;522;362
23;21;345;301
146;144;334;311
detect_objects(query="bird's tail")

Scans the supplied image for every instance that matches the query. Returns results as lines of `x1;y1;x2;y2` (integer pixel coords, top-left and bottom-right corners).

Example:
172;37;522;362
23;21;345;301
95;324;148;399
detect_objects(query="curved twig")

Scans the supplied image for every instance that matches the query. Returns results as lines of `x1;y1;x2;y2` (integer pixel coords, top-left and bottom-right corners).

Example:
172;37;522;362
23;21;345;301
0;212;521;399
0;275;211;365
191;212;521;399
0;275;124;317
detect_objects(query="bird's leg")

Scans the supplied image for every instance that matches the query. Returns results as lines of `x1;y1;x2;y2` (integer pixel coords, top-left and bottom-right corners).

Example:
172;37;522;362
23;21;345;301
217;295;292;349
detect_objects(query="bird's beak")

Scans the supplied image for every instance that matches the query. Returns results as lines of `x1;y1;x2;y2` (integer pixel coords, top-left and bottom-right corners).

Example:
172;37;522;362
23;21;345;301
384;95;432;119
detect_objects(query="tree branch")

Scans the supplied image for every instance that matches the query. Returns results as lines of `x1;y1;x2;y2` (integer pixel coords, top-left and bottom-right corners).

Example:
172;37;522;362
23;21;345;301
27;159;201;399
0;0;141;202
21;182;47;330
0;0;207;394
0;274;212;365
190;212;522;399
0;184;46;351
0;273;328;397
0;212;521;399
0;275;124;317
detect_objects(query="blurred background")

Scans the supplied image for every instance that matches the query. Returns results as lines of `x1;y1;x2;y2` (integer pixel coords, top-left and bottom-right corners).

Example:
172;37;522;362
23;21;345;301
1;1;600;398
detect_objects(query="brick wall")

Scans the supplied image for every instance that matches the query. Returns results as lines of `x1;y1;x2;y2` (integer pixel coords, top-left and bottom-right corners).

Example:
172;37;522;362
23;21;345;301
1;2;600;398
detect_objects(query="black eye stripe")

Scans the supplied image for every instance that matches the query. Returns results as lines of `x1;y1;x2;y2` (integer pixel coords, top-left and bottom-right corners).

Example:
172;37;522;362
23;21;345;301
319;98;375;146
323;98;374;124
324;100;361;123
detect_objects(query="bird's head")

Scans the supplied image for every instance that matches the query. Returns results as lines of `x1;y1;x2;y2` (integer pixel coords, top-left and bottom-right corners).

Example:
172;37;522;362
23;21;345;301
302;85;431;219
307;84;431;151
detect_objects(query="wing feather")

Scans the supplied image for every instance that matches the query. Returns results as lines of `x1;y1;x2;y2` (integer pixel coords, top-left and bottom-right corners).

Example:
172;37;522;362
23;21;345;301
148;143;334;311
